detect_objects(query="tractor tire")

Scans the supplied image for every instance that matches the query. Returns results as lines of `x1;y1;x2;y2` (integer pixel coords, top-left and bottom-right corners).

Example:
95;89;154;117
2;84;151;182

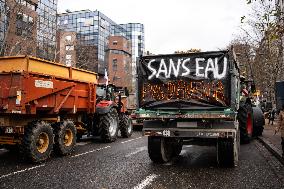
54;120;76;156
22;121;54;163
238;102;253;143
217;136;239;167
99;108;119;142
252;107;265;137
148;136;173;163
119;114;133;138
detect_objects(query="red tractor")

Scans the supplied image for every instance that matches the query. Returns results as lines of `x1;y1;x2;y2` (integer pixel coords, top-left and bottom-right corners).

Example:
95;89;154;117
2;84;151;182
85;84;133;142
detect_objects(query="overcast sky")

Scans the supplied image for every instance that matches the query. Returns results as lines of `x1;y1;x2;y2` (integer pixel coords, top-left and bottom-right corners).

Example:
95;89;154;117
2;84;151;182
58;0;249;54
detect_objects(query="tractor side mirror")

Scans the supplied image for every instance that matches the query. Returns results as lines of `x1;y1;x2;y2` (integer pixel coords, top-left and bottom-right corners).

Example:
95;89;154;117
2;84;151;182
124;87;129;97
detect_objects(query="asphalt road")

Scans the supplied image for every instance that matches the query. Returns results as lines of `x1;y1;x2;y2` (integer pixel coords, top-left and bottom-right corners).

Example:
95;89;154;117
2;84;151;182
0;131;284;189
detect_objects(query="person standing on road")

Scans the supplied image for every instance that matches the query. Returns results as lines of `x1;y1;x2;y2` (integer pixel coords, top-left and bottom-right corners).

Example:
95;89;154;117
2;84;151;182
268;108;276;125
276;105;284;157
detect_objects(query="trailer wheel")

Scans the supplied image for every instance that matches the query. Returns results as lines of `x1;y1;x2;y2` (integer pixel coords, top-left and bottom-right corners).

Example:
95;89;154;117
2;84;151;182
148;136;173;163
172;139;183;156
100;108;119;142
217;134;239;167
54;120;76;156
238;102;253;143
252;107;265;137
22;121;54;163
119;114;133;138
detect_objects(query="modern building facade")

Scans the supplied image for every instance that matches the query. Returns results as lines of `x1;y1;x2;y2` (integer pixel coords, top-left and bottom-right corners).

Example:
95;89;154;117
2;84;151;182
36;0;57;60
105;35;132;89
0;0;58;60
120;23;145;74
58;10;128;74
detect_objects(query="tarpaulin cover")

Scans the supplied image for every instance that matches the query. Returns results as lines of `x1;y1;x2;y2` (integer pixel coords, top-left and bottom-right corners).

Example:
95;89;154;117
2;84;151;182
137;51;231;110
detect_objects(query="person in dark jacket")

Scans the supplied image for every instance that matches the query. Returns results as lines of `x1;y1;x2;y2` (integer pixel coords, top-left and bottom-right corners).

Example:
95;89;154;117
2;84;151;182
268;108;276;125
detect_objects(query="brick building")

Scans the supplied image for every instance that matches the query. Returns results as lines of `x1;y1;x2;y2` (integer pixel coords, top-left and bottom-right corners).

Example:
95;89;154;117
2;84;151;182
56;30;76;67
104;36;132;89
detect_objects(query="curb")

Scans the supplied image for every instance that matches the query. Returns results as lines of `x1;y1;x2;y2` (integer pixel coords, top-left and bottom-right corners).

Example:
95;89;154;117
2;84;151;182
257;136;284;165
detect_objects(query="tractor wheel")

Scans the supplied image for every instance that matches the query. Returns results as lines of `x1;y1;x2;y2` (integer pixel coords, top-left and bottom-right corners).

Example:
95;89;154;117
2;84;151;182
238;103;253;143
148;136;173;163
22;121;54;163
54;120;76;156
99;108;119;142
119;114;133;138
217;135;239;167
252;107;265;137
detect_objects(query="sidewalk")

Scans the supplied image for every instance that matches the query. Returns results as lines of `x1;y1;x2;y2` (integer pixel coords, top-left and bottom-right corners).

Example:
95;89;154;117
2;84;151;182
258;118;284;165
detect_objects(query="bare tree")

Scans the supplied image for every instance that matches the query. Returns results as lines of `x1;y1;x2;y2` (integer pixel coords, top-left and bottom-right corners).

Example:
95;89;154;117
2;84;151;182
231;0;284;101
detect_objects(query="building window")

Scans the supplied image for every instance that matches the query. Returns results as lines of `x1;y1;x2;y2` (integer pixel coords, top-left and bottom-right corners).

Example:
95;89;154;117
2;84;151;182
113;41;118;45
16;27;22;36
16;13;23;20
66;59;72;67
113;58;118;71
66;54;72;60
66;45;74;51
28;16;33;24
65;35;72;41
16;0;37;11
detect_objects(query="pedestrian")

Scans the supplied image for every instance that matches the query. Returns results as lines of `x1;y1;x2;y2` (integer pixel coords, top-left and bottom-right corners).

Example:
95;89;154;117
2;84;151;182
275;105;284;157
268;108;276;125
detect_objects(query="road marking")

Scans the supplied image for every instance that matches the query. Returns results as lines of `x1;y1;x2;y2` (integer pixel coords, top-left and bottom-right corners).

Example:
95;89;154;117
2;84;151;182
133;174;158;189
72;146;111;158
121;137;142;144
125;146;147;158
0;164;45;179
76;142;91;146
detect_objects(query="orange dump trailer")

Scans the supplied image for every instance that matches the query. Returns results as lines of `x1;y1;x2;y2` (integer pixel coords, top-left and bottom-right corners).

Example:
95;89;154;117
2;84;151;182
0;56;98;162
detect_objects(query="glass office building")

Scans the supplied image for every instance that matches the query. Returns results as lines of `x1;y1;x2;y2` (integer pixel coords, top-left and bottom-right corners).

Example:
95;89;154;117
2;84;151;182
37;0;58;60
58;10;128;74
120;23;144;75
